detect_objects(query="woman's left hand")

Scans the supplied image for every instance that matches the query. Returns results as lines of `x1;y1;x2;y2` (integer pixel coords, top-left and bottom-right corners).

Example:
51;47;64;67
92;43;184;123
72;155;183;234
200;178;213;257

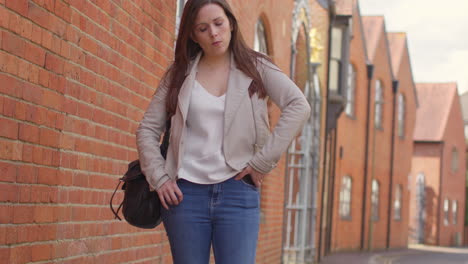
235;165;267;188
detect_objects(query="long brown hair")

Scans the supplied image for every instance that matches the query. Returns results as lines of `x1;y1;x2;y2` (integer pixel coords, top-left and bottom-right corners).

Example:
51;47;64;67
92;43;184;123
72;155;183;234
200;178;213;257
164;0;270;117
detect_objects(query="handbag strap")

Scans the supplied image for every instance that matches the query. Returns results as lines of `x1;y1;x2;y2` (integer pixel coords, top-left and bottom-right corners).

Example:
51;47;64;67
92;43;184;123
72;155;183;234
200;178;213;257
109;180;123;221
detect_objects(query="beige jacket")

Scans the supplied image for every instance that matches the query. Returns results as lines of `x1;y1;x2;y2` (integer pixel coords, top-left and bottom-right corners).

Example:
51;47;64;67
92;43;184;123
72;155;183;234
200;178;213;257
136;54;311;190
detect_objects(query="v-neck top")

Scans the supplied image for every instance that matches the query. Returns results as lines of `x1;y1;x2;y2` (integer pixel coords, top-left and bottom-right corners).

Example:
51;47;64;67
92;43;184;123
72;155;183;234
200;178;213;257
177;80;237;183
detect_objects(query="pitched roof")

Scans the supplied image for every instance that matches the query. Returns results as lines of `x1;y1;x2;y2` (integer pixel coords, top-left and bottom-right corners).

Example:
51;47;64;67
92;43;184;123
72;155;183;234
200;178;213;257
335;0;355;16
387;32;406;75
459;91;468;123
361;16;384;61
414;83;457;141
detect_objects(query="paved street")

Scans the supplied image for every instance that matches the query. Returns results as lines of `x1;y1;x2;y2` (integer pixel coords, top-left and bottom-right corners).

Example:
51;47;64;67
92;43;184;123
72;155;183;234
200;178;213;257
320;244;468;264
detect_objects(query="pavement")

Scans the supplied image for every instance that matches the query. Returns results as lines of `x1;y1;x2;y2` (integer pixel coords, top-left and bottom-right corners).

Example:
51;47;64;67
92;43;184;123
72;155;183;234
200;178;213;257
319;244;468;264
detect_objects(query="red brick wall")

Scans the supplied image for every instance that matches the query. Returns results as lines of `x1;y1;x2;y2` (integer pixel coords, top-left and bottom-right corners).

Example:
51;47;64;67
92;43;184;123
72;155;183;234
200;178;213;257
387;36;416;248
331;4;368;251
1;0;333;263
410;143;443;245
1;0;176;263
438;92;466;246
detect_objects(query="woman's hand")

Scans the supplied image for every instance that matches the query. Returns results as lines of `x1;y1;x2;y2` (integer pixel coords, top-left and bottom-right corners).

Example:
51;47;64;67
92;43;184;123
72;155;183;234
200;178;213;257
235;165;267;188
156;180;183;210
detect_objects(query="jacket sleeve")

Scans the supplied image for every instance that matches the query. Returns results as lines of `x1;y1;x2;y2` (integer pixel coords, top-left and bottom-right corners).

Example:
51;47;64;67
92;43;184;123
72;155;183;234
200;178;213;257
248;60;311;174
136;81;171;191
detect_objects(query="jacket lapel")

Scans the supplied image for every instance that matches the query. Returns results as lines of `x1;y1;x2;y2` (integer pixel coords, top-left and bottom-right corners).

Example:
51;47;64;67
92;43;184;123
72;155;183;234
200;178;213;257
224;58;253;134
178;53;202;121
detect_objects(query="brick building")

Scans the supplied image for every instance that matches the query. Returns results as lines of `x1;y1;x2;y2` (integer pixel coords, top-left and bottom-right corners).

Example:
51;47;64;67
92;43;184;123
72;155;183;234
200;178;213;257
325;0;417;253
409;83;466;247
0;0;334;263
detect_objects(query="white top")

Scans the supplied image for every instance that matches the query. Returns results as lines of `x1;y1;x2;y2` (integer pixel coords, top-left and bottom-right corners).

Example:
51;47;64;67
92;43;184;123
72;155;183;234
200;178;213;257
178;80;237;184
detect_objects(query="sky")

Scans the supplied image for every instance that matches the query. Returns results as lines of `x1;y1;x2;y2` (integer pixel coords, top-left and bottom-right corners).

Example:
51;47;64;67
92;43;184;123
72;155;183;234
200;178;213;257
358;0;468;95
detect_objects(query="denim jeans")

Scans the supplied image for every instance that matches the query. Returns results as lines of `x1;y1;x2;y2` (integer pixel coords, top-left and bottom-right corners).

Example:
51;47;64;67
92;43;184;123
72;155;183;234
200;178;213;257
161;176;260;264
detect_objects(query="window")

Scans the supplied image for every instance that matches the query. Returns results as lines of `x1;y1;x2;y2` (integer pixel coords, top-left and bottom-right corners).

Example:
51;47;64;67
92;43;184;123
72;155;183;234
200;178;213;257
175;0;187;35
371;180;380;221
444;198;450;226
339;176;352;219
374;80;383;129
254;19;268;54
452;200;458;225
345;64;356;117
394;185;402;220
397;93;405;137
328;17;350;96
452;148;458;172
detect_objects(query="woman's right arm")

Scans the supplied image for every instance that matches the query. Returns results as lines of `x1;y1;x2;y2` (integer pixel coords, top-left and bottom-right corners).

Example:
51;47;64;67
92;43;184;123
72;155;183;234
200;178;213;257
136;82;171;191
136;82;184;209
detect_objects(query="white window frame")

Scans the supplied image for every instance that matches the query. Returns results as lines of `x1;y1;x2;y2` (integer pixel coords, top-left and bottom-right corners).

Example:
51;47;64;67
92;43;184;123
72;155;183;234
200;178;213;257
175;0;187;36
254;19;268;54
444;198;450;226
345;64;356;117
452;200;458;225
371;179;380;221
339;175;352;219
397;93;405;137
394;185;402;220
374;80;383;129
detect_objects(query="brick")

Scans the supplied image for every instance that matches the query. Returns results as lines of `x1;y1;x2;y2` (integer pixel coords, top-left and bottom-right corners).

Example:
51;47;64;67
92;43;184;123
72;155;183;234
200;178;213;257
17;59;30;81
25;42;46;66
28;2;49;29
13;205;34;224
5;0;28;16
49;14;66;37
0;117;18;140
22;82;43;104
0;139;22;160
0;51;19;75
31;244;52;262
19;123;40;143
41;29;53;50
45;53;65;74
0;161;16;183
38;68;50;87
55;0;71;23
0;205;12;223
16;164;37;183
0;248;10;263
0;6;8;28
9;245;31;264
33;205;56;223
41;89;63;111
2;28;26;58
18;184;31;202
17;17;32;39
31;23;42;44
7;11;20;34
37;166;58;185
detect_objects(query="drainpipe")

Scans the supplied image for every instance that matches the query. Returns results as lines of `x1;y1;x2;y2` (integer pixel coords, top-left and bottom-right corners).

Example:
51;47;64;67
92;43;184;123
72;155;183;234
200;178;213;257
437;142;445;245
360;63;374;250
386;80;399;248
317;0;336;261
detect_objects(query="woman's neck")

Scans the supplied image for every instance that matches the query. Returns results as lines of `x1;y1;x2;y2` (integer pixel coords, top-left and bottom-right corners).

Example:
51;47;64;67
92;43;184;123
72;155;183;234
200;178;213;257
200;51;231;70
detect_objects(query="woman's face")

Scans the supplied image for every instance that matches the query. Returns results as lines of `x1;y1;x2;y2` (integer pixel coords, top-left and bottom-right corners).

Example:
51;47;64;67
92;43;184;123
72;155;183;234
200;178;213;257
192;3;232;58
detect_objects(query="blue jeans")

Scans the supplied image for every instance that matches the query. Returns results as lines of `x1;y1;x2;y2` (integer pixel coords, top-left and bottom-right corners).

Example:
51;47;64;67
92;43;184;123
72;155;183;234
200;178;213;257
161;176;260;264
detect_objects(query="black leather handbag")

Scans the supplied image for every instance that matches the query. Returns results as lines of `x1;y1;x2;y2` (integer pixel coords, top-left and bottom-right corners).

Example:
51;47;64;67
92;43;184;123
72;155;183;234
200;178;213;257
110;119;171;229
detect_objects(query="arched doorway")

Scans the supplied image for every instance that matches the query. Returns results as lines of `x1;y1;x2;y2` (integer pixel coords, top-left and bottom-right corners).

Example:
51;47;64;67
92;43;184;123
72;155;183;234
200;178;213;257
415;173;426;243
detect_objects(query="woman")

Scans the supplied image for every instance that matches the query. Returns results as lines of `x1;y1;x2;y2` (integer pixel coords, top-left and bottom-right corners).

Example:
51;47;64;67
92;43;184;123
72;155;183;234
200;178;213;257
136;0;310;263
